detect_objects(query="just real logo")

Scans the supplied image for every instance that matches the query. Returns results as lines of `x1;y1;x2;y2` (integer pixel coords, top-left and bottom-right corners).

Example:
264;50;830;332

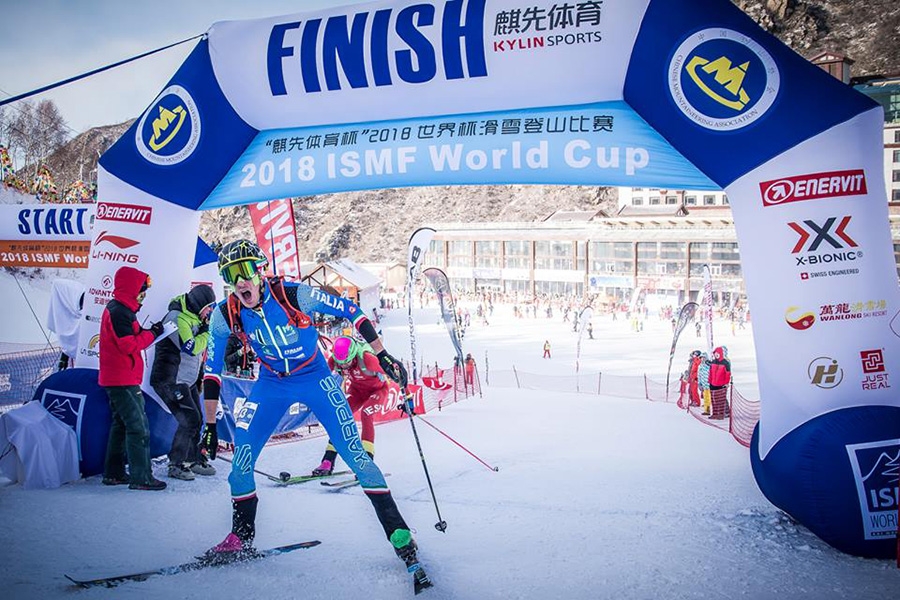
266;0;488;96
860;349;890;391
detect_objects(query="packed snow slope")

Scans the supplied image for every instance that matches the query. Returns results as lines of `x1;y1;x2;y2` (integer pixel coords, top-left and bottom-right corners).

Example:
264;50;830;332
1;306;897;599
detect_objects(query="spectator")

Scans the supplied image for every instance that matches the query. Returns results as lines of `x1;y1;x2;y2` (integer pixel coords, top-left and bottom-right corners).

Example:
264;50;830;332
543;340;551;359
99;266;166;491
224;333;257;378
708;346;732;420
587;322;594;340
150;284;217;481
464;353;476;387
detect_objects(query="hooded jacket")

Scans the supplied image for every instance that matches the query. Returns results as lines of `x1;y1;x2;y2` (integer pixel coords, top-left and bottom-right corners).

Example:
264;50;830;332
709;346;732;389
98;266;156;387
150;285;215;388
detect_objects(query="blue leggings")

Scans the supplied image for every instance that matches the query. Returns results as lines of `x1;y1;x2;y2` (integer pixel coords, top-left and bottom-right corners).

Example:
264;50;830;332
228;357;389;498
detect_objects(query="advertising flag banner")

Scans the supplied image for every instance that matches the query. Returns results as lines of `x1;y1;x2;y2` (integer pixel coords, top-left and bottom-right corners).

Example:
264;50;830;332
247;199;300;279
423;267;464;364
406;227;436;382
666;302;699;397
575;306;594;373
702;265;715;356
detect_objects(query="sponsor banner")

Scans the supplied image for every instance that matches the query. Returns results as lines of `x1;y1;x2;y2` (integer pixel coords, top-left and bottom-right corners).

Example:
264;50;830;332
724;108;900;457
0;240;91;268
701;265;714;355
201;101;717;208
666;301;699;396
846;439;900;540
247;199;301;279
423;267;465;364
0;204;94;240
407;227;435;382
77;167;202;371
760;169;867;207
366;384;424;424
207;0;651;130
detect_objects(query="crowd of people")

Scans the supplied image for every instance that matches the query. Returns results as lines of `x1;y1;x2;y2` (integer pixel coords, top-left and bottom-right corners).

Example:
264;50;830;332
94;239;429;587
679;346;733;419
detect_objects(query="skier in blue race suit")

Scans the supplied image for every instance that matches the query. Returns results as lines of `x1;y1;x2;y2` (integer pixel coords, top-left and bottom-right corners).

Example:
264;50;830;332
199;240;425;579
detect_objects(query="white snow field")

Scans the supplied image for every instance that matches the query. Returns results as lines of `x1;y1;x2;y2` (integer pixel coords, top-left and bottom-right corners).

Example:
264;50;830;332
1;299;897;600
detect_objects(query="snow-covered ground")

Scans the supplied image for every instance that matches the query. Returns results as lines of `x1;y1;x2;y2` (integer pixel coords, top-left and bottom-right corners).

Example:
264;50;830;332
1;296;897;599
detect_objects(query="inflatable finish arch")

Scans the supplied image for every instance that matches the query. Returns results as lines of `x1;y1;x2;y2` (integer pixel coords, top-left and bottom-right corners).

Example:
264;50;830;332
78;0;898;557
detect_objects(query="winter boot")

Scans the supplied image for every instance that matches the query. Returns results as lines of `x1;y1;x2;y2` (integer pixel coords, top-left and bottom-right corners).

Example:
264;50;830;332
189;457;217;476
168;463;195;481
391;528;419;568
129;477;167;491
201;496;259;564
312;459;333;477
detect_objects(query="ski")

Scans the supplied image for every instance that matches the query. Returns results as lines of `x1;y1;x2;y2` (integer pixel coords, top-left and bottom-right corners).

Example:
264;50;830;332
64;540;321;589
276;470;352;486
320;473;391;490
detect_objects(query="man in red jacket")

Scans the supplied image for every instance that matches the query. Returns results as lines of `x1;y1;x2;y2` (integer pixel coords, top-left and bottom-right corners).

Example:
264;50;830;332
99;266;166;491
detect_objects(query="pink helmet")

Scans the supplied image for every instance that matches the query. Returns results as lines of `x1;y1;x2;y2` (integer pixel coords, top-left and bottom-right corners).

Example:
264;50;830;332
332;336;360;364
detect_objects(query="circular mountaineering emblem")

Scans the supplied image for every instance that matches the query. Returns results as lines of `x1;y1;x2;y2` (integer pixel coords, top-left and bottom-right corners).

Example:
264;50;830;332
668;28;780;131
135;85;201;165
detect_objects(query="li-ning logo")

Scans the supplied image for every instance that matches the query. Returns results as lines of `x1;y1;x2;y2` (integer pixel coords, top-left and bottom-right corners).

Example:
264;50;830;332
91;231;140;264
808;356;843;389
761;170;867;207
136;85;200;166
846;439;899;540
668;28;779;131
784;306;815;331
789;216;860;267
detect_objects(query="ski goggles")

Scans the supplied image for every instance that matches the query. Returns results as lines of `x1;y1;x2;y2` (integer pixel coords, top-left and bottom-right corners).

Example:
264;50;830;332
221;260;262;286
332;336;359;364
140;276;152;293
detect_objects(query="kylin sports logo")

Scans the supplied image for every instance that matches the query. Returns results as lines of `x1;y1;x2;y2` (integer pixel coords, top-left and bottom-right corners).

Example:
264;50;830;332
135;85;201;166
669;28;779;131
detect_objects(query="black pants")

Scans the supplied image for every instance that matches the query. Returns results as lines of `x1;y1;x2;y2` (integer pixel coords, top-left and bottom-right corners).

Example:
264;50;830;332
103;385;152;484
153;381;203;465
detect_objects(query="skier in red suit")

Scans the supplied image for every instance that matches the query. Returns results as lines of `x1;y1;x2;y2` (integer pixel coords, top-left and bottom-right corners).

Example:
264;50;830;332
312;336;401;475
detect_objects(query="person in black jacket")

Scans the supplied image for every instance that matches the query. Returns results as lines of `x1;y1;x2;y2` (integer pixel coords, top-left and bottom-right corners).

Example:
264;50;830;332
150;284;217;481
224;333;256;378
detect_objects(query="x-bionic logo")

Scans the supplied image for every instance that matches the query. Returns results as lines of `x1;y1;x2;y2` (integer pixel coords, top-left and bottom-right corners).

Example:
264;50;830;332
789;216;860;266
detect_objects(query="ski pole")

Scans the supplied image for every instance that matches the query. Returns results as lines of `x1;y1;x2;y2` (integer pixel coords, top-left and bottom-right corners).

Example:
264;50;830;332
214;455;292;483
401;389;448;532
414;415;499;472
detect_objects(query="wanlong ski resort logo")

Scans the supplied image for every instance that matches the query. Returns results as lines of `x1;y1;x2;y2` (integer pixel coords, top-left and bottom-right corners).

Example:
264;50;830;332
669;28;779;131
136;85;201;165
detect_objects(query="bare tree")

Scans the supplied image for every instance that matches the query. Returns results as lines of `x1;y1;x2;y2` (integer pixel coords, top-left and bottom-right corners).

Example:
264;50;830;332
8;99;70;176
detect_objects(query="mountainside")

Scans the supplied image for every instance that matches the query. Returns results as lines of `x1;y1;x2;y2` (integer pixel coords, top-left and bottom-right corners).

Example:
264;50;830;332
32;0;898;263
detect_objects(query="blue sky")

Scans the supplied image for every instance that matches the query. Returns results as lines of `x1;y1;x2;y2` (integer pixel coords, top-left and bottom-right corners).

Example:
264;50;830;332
1;0;367;135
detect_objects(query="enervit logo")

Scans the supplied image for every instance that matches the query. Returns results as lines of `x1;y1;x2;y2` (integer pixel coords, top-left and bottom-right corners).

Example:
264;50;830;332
761;169;867;207
668;28;779;131
861;349;885;374
808;356;842;389
846;439;900;540
135;85;200;166
96;202;153;225
784;306;815;330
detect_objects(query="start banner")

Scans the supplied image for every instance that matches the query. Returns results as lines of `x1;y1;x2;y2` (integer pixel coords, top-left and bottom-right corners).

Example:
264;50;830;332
0;240;91;268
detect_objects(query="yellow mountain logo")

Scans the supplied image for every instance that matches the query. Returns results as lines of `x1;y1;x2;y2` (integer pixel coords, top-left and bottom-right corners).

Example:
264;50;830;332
148;104;187;152
685;55;751;112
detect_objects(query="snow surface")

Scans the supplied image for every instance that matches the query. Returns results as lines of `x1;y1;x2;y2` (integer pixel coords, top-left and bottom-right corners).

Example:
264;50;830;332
1;299;898;599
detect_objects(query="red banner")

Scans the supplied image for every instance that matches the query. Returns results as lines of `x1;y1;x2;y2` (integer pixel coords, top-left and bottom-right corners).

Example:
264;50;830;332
247;199;301;279
364;384;425;424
